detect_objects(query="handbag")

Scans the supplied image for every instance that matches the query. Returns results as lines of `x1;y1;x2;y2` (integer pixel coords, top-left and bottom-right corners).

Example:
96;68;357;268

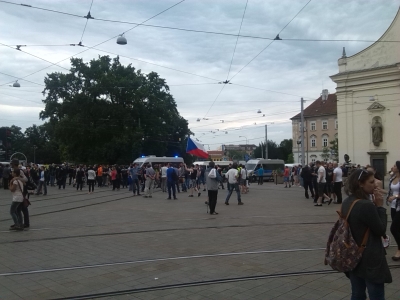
208;168;217;179
17;180;31;207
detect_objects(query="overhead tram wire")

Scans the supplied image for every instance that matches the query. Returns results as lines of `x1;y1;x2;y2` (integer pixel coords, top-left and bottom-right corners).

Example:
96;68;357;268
0;0;187;87
2;1;400;43
78;0;95;45
225;0;248;81
202;0;249;119
88;46;221;82
228;0;312;81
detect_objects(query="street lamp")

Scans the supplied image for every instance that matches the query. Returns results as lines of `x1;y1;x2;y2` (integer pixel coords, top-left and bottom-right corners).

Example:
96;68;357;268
239;135;248;155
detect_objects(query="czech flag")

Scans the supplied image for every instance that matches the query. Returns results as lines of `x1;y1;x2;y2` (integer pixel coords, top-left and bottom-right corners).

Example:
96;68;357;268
186;137;209;158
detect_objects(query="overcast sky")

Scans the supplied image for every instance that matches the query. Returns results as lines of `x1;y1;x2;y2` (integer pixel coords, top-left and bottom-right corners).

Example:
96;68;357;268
0;0;398;150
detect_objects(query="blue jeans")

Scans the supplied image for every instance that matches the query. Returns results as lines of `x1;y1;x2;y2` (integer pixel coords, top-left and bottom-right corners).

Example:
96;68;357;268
225;183;241;203
132;178;140;195
10;202;22;225
167;180;176;199
349;272;384;300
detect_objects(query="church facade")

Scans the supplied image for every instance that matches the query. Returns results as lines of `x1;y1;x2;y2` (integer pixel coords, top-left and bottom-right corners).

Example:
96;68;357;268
330;8;400;176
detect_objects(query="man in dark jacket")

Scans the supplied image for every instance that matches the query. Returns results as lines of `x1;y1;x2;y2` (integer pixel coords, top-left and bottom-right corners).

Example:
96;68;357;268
205;161;222;215
301;163;314;199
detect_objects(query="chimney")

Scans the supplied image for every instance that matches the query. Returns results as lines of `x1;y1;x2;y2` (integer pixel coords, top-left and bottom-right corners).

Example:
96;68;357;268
321;89;329;101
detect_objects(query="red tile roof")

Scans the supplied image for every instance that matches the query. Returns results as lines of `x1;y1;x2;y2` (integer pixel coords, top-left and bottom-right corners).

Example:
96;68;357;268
291;94;337;119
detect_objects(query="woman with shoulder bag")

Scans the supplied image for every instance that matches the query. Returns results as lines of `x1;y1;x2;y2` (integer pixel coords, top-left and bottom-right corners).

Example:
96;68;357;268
342;169;391;300
9;169;24;231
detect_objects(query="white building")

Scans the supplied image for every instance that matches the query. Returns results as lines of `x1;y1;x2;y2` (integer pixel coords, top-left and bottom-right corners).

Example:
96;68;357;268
330;8;400;176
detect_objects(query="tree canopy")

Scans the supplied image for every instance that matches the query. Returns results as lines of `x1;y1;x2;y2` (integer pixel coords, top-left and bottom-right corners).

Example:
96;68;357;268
39;55;190;164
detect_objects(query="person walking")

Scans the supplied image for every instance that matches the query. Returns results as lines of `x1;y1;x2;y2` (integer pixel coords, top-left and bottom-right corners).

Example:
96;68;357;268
225;163;243;205
342;168;391;299
96;165;103;187
144;164;155;198
333;162;343;204
186;164;201;198
206;162;222;214
314;160;332;206
166;164;177;200
283;166;291;188
87;166;96;194
35;166;47;195
387;161;400;261
301;163;314;199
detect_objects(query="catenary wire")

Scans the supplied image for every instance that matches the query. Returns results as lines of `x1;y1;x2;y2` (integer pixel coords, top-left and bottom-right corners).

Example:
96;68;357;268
228;0;312;81
0;0;187;86
79;0;94;44
226;0;248;81
2;1;400;43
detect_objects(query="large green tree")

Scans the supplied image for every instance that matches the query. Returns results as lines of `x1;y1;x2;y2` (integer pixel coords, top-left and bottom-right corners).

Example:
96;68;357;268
40;56;190;164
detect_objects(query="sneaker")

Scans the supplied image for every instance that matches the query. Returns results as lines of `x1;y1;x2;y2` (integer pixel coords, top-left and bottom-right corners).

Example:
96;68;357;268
198;192;201;197
382;236;390;248
225;202;229;205
238;202;244;205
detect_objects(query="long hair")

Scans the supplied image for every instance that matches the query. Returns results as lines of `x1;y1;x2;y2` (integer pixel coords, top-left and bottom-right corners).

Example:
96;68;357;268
344;169;374;199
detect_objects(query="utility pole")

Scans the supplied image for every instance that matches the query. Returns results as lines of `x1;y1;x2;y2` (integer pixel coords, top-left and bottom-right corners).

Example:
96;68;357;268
265;125;268;159
300;98;305;166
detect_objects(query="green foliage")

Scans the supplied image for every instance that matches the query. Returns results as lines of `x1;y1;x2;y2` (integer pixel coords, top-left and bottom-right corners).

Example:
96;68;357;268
287;153;294;163
329;138;338;162
39;55;190;164
320;147;331;161
253;139;293;162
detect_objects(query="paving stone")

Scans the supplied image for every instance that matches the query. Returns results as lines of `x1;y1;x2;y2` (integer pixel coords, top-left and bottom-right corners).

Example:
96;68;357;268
0;184;398;299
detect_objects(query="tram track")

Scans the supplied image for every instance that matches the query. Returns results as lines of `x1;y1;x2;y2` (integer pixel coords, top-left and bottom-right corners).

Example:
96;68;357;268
49;264;400;299
1;221;334;244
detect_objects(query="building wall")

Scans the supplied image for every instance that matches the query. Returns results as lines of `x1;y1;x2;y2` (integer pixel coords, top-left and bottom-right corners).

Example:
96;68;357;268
331;8;400;172
292;114;338;164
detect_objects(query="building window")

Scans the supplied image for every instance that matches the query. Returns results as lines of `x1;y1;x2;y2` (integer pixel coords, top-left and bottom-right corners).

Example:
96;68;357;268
322;120;328;130
310;155;317;163
311;136;316;148
310;121;316;131
322;134;329;147
335;119;338;129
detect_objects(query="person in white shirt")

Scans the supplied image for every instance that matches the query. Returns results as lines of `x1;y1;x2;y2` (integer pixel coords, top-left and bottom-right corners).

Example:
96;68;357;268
87;166;96;194
240;165;248;194
161;163;168;193
225;164;243;205
333;162;343;204
315;160;332;206
35;166;47;196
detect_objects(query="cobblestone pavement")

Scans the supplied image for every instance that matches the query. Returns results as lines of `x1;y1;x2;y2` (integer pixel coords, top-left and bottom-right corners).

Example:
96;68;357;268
0;182;399;299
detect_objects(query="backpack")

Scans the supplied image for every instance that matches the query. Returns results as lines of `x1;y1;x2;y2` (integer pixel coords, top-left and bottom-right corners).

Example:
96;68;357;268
324;199;370;272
